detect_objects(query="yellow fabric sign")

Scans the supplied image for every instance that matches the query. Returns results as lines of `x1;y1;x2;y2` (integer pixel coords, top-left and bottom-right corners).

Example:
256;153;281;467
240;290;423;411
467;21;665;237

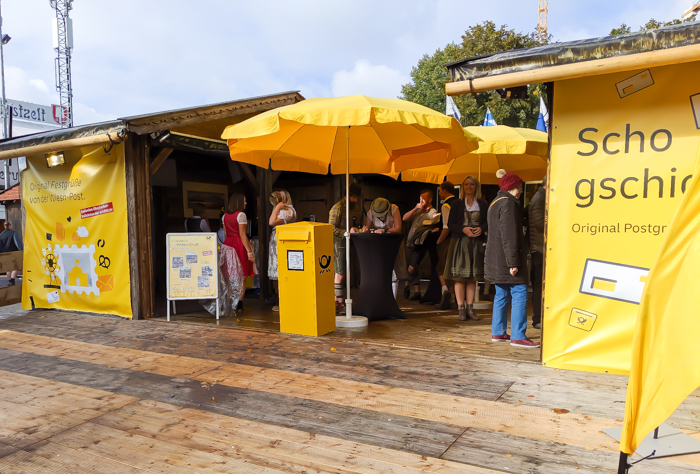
620;153;700;454
545;62;700;374
21;143;132;318
166;233;218;299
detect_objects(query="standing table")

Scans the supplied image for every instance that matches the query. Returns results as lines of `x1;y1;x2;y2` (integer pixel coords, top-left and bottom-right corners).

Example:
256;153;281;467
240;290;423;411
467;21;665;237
350;232;404;321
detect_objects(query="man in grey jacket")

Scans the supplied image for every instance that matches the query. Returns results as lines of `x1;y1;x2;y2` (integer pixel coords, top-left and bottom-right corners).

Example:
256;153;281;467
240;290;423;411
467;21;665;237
528;175;546;329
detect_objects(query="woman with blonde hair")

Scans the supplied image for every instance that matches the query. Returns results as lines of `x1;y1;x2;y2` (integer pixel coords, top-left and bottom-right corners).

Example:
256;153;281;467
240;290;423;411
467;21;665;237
268;190;297;310
206;193;256;316
444;175;488;321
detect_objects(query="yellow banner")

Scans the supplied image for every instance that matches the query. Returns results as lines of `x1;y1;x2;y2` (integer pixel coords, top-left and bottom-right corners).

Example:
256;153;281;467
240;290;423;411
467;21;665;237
545;62;700;374
21;143;132;318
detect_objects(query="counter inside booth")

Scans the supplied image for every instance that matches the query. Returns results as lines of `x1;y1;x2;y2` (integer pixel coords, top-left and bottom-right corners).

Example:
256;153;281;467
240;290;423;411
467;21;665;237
277;222;335;336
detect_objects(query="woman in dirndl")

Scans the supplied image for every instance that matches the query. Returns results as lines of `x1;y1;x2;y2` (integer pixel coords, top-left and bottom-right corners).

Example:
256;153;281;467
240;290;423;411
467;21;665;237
206;193;256;316
268;190;296;311
444;176;488;322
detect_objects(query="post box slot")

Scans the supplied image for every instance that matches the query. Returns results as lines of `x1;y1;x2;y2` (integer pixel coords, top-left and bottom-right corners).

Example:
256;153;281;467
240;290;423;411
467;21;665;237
278;231;311;242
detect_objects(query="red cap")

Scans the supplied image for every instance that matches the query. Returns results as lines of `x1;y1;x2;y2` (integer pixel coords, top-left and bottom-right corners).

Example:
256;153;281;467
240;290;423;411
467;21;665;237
499;172;523;191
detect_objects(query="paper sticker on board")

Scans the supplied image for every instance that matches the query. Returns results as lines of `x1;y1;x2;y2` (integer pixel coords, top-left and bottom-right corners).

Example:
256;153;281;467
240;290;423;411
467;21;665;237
287;250;304;271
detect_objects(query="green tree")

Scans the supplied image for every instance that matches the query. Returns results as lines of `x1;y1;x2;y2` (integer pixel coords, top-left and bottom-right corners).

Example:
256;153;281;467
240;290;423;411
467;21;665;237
610;18;684;35
400;21;543;128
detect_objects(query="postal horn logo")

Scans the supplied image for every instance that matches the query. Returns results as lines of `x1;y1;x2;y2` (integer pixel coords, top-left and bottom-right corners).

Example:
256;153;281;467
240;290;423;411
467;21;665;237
319;255;332;273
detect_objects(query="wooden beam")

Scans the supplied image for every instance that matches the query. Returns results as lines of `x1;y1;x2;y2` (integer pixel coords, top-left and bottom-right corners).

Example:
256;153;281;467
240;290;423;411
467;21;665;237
0;284;21;306
239;163;260;195
149;147;173;176
124;133;154;320
257;168;271;300
445;43;700;95
126;94;302;135
0;132;124;161
0;251;22;272
270;170;282;187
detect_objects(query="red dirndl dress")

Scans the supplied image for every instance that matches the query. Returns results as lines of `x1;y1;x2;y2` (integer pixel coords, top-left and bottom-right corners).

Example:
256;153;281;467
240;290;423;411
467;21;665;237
222;211;255;278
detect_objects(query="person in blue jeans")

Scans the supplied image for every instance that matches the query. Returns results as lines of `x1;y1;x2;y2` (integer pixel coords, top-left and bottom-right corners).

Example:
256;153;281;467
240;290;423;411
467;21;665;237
484;170;540;349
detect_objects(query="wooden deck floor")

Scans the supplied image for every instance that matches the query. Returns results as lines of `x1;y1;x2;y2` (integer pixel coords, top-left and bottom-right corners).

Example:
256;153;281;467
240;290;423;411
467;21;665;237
0;302;699;473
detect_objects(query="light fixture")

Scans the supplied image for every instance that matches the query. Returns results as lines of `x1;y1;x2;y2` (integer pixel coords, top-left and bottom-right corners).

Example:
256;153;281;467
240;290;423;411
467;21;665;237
1;35;10;45
158;131;171;143
46;152;65;168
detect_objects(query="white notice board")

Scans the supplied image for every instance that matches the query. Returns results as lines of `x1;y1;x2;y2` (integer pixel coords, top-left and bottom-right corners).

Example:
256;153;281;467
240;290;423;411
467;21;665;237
166;233;218;301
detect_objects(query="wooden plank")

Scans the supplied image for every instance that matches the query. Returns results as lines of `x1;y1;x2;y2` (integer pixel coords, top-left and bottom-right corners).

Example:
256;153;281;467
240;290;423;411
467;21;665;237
0;330;630;453
0;349;466;459
238;162;260;195
94;400;496;474
148;147;173;176
0;250;22;272
441;427;700;474
0;450;98;474
0;284;21;306
124;133;154;319
50;422;288;473
25;440;147;473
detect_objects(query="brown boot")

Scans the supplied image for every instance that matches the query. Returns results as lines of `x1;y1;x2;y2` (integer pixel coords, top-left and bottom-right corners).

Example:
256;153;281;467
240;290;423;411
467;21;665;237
458;304;467;321
466;304;480;321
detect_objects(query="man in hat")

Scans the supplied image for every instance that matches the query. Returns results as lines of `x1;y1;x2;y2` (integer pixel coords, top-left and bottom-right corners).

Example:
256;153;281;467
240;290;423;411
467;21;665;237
485;171;540;348
329;183;362;314
364;197;403;297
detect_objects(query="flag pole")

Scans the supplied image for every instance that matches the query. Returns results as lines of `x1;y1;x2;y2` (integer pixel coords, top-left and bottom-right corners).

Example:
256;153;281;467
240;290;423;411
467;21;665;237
617;452;629;474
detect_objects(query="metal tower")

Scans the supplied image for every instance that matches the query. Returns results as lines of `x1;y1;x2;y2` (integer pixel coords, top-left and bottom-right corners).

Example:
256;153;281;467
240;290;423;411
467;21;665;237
537;0;548;45
50;0;74;128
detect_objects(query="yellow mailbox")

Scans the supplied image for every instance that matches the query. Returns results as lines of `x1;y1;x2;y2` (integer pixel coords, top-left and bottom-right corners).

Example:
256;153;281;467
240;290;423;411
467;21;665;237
277;222;335;336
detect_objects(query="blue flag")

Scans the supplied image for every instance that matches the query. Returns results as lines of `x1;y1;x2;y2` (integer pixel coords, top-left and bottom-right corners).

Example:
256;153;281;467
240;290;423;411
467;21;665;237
536;97;549;133
483;107;497;126
446;95;461;121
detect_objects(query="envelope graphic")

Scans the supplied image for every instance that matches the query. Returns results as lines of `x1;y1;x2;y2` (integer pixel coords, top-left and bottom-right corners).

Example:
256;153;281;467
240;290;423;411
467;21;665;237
97;274;114;292
569;308;597;332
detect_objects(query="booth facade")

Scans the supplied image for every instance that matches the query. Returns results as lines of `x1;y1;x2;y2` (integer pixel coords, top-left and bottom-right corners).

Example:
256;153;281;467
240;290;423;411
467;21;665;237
0;90;434;321
0;91;304;320
445;22;700;374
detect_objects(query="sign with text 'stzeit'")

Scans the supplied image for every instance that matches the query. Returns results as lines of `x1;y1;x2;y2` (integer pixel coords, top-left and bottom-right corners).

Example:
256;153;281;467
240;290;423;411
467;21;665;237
543;62;700;374
166;233;218;300
7;99;66;126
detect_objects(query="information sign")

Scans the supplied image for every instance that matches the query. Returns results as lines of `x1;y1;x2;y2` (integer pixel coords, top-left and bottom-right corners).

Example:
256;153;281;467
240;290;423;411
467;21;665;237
166;233;218;320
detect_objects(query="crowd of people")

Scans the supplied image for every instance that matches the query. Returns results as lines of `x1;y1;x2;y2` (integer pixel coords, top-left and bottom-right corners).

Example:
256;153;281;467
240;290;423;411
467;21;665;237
191;169;544;349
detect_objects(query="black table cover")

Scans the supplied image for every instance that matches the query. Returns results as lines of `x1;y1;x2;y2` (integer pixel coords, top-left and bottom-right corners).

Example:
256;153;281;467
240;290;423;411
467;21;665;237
419;231;443;305
350;232;404;321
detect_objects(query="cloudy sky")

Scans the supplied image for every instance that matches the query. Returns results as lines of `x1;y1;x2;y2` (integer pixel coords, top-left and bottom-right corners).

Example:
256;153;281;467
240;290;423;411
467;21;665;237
1;0;693;126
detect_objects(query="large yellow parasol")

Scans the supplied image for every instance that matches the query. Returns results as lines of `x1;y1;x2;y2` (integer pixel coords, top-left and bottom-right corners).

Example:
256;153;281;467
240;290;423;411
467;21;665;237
401;125;548;185
222;95;479;323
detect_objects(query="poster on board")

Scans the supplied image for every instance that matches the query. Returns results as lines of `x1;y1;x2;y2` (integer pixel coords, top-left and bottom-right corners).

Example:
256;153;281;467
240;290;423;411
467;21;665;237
166;233;218;300
544;61;700;374
21;143;132;318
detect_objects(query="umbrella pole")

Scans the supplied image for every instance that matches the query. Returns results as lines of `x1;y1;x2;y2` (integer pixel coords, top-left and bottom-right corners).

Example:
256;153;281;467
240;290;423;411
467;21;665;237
336;126;367;329
478;155;482;183
345;125;353;319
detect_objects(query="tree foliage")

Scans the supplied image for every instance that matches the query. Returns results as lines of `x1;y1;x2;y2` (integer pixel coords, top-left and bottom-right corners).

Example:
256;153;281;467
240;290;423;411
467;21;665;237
400;21;543;128
610;17;684;36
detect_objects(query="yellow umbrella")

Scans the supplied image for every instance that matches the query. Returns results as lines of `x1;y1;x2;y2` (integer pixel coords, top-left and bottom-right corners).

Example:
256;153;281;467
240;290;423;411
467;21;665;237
402;125;548;185
222;95;479;321
222;95;478;174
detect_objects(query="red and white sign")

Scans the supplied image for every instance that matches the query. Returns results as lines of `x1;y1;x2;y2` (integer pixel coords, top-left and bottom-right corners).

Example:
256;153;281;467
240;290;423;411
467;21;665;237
53;105;68;125
80;202;114;219
202;250;213;256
